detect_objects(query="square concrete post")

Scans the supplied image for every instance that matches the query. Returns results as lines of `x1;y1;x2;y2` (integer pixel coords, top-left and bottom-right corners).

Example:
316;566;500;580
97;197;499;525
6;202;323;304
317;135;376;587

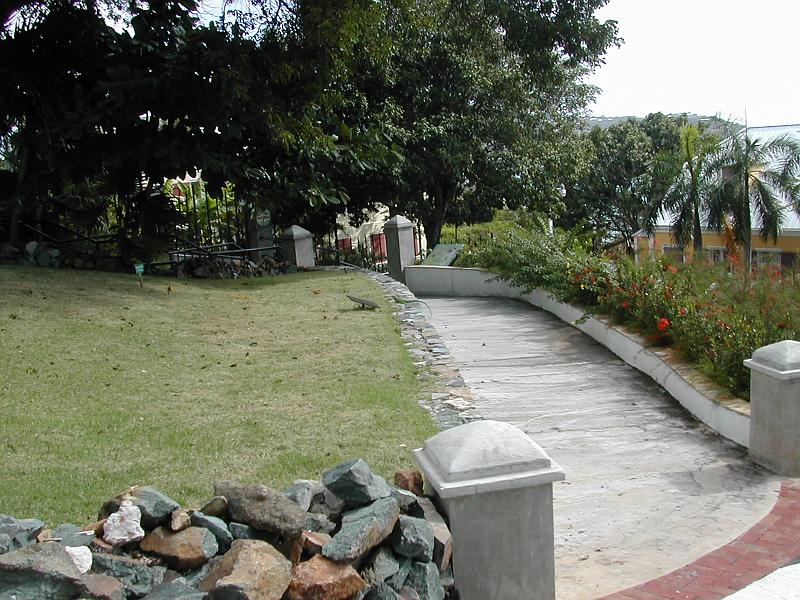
744;340;800;475
384;215;416;283
280;225;315;269
414;420;565;600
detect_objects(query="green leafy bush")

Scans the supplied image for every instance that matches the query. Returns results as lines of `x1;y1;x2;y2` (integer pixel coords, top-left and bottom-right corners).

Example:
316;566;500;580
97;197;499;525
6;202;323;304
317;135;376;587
459;222;800;400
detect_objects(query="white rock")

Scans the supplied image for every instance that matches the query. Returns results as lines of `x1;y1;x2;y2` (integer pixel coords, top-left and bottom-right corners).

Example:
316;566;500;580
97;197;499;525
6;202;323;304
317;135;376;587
443;397;473;411
65;545;92;574
103;499;145;545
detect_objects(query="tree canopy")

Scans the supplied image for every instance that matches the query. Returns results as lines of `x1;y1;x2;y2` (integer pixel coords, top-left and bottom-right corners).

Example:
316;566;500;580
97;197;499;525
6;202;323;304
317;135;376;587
0;0;618;256
559;113;682;250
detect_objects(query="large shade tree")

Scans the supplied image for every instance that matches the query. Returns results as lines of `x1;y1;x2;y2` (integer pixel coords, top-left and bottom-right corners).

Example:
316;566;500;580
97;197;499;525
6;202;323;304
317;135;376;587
0;0;401;255
346;0;618;247
561;114;682;250
1;0;618;256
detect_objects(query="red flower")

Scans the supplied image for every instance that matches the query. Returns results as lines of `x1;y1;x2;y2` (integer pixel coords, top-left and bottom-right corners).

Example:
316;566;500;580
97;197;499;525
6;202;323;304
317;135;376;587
678;307;688;317
656;317;671;331
621;300;630;310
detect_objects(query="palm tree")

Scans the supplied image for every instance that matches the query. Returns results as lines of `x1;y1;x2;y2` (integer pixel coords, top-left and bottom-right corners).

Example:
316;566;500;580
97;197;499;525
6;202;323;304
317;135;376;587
706;122;800;271
648;124;718;254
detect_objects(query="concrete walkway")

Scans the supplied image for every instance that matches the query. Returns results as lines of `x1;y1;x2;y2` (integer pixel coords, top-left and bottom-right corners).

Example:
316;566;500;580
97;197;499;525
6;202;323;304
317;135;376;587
424;296;782;600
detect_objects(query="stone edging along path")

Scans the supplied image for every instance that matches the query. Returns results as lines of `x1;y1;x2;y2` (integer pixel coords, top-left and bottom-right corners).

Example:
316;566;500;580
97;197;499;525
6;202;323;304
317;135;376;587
404;265;751;449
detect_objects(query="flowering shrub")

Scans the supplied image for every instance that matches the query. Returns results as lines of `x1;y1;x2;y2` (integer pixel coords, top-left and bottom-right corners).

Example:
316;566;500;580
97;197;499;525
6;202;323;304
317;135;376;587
458;227;800;399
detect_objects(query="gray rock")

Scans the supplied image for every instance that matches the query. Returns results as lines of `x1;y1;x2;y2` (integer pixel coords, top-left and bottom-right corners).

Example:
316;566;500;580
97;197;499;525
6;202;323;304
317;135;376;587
228;522;257;541
101;487;180;530
416;499;452;572
92;553;166;598
189;512;232;552
390;488;420;514
387;558;412;592
391;516;434;561
52;523;94;548
0;542;83;599
0;515;46;551
199;497;228;519
399;586;421;600
309;489;345;521
178;557;220;589
364;582;403;600
362;547;400;585
404;562;444;600
227;522;277;545
321;460;391;508
213;481;306;539
284;479;324;512
302;512;335;535
322;497;399;563
0;533;12;555
34;245;52;266
141;581;209;599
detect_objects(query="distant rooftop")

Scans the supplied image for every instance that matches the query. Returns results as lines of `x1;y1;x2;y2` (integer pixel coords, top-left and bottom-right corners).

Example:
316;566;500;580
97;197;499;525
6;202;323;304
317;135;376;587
585;117;800;141
585;113;723;131
747;124;800;141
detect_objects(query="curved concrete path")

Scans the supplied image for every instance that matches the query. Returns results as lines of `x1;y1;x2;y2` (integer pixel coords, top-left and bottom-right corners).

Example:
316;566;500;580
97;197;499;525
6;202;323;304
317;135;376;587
424;296;782;600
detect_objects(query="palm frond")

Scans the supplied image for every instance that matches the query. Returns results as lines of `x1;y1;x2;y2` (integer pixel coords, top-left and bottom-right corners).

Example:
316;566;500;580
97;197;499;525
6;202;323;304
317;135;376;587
751;176;784;242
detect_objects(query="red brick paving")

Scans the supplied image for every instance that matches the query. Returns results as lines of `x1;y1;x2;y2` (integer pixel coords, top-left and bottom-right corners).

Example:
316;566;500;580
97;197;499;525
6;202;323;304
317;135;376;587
599;480;800;600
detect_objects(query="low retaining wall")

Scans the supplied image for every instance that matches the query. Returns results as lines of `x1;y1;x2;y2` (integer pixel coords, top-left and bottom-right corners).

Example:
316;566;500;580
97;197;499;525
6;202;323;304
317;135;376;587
405;265;751;448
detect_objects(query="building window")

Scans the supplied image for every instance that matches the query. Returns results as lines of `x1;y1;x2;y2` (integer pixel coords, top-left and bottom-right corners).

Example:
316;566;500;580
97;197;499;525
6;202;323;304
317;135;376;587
754;249;781;271
662;245;685;263
707;247;727;263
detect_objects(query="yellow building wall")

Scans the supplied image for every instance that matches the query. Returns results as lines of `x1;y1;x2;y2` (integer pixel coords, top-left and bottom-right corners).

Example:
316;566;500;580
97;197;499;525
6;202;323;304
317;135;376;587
635;231;800;261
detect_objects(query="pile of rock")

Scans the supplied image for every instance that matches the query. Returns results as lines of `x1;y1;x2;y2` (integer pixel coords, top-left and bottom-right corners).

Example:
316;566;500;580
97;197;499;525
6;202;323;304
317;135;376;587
23;240;62;268
175;256;294;279
0;459;455;600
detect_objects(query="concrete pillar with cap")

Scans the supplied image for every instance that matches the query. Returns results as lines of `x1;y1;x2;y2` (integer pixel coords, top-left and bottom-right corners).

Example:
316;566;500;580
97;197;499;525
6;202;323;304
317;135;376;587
744;340;800;476
414;420;565;600
280;225;315;269
384;215;416;283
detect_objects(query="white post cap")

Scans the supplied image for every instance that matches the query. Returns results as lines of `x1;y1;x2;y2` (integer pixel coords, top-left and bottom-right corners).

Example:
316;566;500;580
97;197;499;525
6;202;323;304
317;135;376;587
384;215;414;230
744;340;800;381
414;420;565;498
282;225;313;240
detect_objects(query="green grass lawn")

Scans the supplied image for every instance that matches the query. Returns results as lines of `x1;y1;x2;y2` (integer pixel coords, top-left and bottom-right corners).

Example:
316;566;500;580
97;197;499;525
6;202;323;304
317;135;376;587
0;265;438;525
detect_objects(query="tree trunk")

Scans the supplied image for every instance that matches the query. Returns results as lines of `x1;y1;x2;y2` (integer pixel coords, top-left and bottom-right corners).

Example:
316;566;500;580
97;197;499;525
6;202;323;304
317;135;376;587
7;143;29;245
692;197;703;254
422;213;443;249
242;202;260;262
422;183;455;249
742;174;752;273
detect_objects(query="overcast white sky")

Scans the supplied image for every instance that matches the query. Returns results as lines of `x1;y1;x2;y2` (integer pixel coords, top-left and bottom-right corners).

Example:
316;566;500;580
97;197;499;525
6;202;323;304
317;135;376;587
585;0;800;126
